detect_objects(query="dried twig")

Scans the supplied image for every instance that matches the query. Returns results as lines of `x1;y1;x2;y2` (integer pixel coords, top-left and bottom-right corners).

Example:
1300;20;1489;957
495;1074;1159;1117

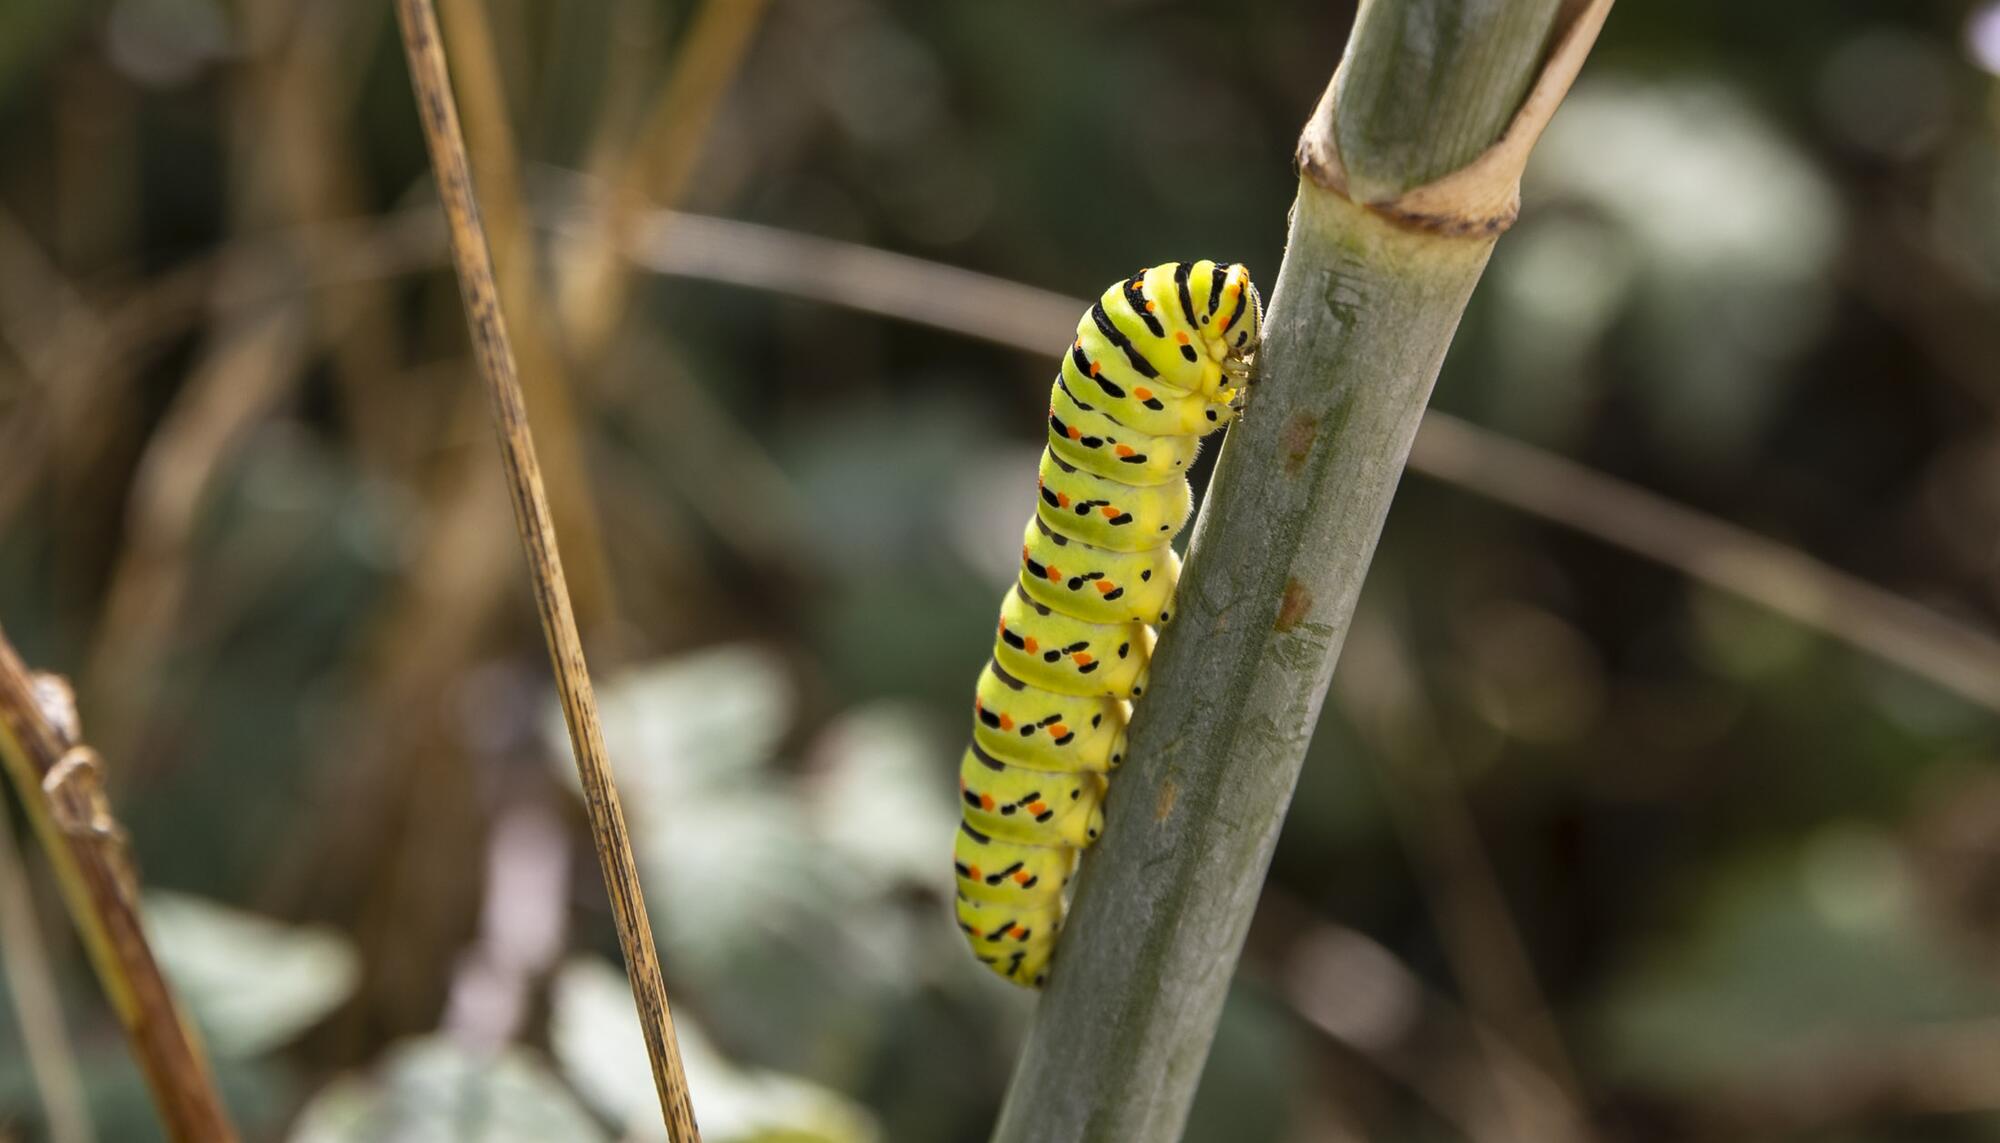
435;0;620;631
0;778;94;1143
390;2;701;1138
0;628;234;1142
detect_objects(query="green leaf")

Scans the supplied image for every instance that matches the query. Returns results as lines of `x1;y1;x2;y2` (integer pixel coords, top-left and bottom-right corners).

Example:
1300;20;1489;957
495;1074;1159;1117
805;703;957;888
144;890;359;1059
557;644;795;807
549;958;880;1143
288;1038;606;1143
1596;827;2000;1089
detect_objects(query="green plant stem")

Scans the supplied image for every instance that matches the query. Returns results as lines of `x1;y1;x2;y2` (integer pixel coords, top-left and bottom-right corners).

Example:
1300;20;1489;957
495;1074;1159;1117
993;176;1495;1143
1336;0;1565;202
992;2;1610;1138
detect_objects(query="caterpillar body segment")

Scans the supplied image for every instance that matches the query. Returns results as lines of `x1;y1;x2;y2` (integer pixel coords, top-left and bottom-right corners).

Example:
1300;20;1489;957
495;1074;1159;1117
954;822;1077;905
957;747;1106;846
1059;337;1233;440
954;260;1263;988
1020;516;1179;626
1047;381;1198;486
1036;449;1195;553
995;585;1154;700
955;893;1062;984
971;662;1126;773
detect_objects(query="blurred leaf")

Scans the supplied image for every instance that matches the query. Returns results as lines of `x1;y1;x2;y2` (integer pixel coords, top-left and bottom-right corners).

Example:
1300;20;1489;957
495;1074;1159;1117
553;644;795;807
550;957;880;1143
288;1038;605;1143
1690;587;1819;682
145;890;359;1058
1596;826;2000;1089
0;1;79;108
805;703;957;888
552;649;982;1079
1524;78;1841;465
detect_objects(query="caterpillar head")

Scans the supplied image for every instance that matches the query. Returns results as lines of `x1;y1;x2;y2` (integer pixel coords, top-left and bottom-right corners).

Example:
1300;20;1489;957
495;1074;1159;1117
1205;262;1262;366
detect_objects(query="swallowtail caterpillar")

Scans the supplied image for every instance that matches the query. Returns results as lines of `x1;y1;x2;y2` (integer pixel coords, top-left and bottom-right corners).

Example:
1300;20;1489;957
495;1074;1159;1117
953;260;1263;987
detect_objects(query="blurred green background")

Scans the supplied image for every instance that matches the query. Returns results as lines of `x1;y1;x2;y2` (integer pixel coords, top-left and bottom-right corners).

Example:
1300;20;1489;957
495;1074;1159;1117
2;0;1999;1139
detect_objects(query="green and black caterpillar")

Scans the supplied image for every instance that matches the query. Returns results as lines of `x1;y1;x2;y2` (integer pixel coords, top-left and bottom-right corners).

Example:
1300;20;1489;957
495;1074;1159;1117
953;261;1263;987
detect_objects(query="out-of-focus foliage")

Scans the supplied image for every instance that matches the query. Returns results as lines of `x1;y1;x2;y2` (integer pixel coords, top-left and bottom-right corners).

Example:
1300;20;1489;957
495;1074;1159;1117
0;0;1995;1140
551;956;880;1143
144;891;360;1060
288;1038;607;1143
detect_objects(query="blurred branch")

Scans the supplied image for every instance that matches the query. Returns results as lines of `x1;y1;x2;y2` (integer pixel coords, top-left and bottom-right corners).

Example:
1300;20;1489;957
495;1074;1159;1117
242;0;420;473
0;629;235;1142
1256;890;1576;1143
556;0;769;363
996;3;1614;1137
0;207;109;565
0;775;95;1143
436;0;618;631
612;210;1086;351
1409;415;2000;713
1336;609;1593;1143
390;2;701;1139
84;302;310;764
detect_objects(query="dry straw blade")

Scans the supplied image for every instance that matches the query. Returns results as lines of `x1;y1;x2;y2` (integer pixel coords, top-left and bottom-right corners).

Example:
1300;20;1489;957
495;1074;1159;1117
389;0;701;1138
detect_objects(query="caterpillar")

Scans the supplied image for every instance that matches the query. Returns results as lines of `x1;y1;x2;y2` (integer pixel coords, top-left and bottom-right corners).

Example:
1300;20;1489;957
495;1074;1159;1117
953;260;1263;988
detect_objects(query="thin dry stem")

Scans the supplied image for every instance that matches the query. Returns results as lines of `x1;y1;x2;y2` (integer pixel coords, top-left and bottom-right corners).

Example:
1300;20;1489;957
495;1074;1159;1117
391;2;701;1138
0;629;234;1142
0;784;95;1143
436;0;619;631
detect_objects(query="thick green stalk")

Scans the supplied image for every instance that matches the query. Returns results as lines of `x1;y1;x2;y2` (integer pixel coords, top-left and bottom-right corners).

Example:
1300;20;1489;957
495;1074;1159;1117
1336;0;1565;202
992;3;1610;1139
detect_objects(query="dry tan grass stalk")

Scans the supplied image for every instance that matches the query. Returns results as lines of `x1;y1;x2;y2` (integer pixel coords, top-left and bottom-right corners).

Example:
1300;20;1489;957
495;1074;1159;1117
391;1;701;1137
